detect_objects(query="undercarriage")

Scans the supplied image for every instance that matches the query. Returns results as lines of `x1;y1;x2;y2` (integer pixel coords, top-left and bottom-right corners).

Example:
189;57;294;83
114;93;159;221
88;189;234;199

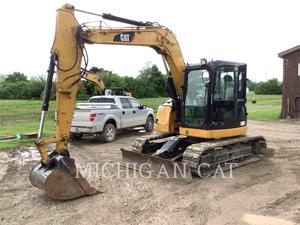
121;132;267;180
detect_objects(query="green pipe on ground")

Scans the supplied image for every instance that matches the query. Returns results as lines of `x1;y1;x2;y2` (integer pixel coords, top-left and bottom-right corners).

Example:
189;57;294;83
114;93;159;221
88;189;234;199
0;134;21;142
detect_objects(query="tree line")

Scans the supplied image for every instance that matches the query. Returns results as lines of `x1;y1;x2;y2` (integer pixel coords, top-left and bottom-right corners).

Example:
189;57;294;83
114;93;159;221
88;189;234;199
83;65;168;99
0;65;168;100
0;68;282;100
0;72;46;99
247;78;282;95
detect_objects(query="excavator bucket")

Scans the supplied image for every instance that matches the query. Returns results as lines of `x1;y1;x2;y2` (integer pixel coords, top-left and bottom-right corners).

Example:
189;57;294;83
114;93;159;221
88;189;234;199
29;155;101;200
120;148;193;182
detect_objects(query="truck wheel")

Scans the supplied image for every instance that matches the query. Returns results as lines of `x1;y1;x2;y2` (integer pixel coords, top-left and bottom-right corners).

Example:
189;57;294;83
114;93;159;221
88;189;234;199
70;133;83;140
101;123;116;142
144;116;154;132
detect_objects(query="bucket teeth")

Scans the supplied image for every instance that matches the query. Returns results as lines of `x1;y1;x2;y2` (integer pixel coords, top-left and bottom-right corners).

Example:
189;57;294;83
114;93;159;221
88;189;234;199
29;155;103;200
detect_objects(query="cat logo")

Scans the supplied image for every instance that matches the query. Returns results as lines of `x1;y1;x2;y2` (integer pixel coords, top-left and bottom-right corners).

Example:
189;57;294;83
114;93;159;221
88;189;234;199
113;32;135;42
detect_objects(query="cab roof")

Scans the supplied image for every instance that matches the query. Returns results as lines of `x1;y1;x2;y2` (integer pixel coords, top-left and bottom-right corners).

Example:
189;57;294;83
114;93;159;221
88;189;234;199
187;60;246;70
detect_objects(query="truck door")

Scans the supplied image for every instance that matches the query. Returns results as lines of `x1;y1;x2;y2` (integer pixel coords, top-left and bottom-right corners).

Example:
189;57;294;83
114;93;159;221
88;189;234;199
119;98;134;128
129;98;147;126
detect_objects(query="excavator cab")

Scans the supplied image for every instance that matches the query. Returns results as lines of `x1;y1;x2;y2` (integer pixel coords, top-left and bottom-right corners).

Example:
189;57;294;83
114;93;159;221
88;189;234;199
181;60;247;135
121;60;265;180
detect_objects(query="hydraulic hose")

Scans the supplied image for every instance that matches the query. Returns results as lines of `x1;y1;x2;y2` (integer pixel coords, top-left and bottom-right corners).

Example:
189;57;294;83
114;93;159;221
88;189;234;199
0;134;21;142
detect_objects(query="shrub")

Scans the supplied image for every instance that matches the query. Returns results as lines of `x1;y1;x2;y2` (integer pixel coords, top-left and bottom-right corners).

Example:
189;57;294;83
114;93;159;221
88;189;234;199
255;78;282;95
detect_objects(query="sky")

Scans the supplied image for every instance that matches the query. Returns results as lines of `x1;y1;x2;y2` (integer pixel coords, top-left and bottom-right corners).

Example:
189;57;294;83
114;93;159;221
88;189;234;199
1;0;300;81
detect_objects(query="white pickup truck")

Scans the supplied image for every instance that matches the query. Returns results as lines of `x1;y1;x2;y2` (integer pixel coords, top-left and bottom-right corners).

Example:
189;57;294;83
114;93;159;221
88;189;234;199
70;96;155;142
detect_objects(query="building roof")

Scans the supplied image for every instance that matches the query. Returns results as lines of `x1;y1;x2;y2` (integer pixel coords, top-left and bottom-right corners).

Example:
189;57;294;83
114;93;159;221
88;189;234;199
278;45;300;58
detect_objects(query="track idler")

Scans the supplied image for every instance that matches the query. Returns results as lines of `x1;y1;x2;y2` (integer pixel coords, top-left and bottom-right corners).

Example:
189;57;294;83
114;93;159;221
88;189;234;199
29;155;101;200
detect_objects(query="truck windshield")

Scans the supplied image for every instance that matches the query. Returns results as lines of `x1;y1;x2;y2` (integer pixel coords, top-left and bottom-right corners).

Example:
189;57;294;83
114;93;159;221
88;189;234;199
183;69;208;127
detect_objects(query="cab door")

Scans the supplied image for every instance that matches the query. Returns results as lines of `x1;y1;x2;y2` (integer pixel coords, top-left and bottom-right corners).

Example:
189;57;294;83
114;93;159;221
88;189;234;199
212;66;239;129
237;65;247;127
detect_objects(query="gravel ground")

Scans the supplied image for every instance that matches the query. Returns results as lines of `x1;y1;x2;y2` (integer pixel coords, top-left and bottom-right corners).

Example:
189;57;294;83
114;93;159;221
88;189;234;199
0;120;299;225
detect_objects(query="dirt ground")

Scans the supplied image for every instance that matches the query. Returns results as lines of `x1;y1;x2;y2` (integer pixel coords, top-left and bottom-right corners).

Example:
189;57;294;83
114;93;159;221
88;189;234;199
0;120;299;225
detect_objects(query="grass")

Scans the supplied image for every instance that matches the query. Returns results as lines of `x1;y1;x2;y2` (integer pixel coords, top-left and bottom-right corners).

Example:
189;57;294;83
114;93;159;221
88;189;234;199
246;92;281;121
0;121;55;150
139;97;169;112
0;100;56;150
0;120;55;135
0;98;168;151
0;94;282;150
0;99;55;125
0;139;37;151
247;92;281;105
247;107;281;121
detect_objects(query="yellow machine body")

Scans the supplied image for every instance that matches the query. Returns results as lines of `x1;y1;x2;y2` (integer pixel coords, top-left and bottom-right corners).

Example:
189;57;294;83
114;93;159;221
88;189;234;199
154;104;179;133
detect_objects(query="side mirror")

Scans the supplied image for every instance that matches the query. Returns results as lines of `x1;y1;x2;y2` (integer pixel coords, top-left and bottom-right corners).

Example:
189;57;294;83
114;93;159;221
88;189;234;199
202;71;210;84
138;105;146;109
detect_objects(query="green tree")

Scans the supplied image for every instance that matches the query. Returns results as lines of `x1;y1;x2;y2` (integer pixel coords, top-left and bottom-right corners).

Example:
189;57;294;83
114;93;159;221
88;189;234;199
0;65;169;99
123;76;141;98
0;83;9;99
25;80;46;99
0;74;46;99
137;65;167;98
0;81;28;99
247;79;257;92
101;70;125;88
4;72;27;82
255;78;282;95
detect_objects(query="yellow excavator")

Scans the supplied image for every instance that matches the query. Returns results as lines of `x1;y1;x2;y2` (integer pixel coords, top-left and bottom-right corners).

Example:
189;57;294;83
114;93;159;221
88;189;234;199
30;4;266;200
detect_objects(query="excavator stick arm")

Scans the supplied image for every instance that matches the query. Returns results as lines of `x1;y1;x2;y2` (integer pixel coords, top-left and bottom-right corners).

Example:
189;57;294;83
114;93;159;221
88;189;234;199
30;4;103;200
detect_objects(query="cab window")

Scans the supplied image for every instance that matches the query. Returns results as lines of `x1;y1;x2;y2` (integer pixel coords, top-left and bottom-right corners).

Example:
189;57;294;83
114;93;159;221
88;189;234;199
212;66;236;126
214;68;235;101
183;69;208;128
129;99;141;108
89;97;116;103
120;98;131;108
